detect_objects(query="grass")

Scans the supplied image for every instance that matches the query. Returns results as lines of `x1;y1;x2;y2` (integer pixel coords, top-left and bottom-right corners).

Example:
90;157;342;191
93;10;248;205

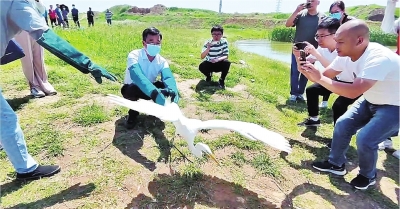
0;14;398;209
270;26;398;46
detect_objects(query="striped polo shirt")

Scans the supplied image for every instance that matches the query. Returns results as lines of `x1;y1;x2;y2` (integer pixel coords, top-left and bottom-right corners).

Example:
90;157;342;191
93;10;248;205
202;38;229;61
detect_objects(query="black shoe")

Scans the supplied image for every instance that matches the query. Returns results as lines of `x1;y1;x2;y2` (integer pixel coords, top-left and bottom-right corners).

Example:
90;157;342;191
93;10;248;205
218;79;225;89
297;118;321;127
312;160;346;176
350;174;376;190
16;165;61;180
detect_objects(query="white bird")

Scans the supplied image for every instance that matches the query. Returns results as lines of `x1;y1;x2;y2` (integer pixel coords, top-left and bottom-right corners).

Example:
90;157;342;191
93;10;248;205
107;94;292;164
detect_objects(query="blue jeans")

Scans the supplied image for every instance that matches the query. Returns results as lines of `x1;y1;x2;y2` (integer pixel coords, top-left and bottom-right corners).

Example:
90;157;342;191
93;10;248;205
329;98;400;179
290;53;308;96
0;89;38;173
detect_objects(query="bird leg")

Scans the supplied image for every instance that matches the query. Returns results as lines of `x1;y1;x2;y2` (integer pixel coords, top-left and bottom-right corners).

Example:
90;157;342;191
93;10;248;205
169;136;193;164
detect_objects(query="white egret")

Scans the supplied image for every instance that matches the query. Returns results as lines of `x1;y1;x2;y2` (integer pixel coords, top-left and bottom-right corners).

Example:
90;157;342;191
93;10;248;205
107;94;292;164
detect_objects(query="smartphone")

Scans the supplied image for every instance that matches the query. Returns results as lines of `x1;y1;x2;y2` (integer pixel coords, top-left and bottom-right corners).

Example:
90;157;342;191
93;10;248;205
293;42;307;50
299;50;306;65
305;2;312;8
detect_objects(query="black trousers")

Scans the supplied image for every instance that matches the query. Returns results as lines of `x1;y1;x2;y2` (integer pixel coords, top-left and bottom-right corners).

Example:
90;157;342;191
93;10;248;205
306;82;360;125
199;60;231;81
120;81;165;121
88;18;94;26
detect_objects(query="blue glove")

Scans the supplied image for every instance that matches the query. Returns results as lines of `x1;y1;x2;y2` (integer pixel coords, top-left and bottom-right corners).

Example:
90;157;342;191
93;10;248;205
160;88;179;103
150;89;166;105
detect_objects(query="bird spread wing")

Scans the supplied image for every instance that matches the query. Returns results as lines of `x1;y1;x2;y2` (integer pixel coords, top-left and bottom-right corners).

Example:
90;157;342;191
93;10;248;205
107;94;180;122
197;120;292;153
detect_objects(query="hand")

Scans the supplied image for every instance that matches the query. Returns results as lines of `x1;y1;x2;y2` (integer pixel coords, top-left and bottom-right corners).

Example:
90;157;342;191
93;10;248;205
89;63;117;84
292;46;300;58
160;88;180;103
307;57;317;63
296;3;306;12
152;89;166;105
298;62;323;82
210;58;218;63
206;42;212;49
304;42;317;56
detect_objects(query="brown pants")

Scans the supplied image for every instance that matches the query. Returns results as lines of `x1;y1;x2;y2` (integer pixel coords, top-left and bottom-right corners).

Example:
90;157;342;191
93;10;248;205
14;31;55;94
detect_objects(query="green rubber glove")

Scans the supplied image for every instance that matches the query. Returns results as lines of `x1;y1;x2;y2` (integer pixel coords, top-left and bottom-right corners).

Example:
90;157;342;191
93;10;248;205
36;29;117;84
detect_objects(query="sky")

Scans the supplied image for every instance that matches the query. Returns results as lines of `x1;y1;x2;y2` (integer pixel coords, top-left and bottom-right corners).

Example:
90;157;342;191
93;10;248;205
46;0;400;13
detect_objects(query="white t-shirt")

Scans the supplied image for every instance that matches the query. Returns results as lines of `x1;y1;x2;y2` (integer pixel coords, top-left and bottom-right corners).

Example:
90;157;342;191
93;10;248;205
308;47;338;64
123;48;169;85
329;42;400;106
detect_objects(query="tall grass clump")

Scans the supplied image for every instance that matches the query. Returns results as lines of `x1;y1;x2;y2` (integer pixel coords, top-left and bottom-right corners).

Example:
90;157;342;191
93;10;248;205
269;26;295;42
270;26;398;46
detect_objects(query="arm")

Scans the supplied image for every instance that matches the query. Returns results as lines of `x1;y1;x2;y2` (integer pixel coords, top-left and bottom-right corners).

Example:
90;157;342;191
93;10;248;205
285;5;304;27
317;77;377;99
312;52;331;68
381;0;398;34
160;64;179;103
217;39;229;62
305;56;391;99
127;54;161;100
200;42;211;59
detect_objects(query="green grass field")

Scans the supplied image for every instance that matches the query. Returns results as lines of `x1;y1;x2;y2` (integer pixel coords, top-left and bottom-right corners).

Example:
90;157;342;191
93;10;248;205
0;17;399;209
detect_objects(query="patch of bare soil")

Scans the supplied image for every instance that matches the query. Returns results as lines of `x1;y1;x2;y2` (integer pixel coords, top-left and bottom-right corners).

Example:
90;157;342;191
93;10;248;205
177;78;200;99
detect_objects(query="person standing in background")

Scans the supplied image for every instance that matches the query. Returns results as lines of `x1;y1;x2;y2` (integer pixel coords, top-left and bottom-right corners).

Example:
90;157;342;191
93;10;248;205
105;9;113;25
55;4;65;28
48;5;57;27
62;7;69;28
14;0;57;98
285;0;325;102
71;4;80;28
87;7;94;27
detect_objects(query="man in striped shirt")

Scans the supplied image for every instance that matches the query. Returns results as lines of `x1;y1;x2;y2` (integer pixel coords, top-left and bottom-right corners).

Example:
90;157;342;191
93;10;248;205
199;25;231;89
105;9;113;25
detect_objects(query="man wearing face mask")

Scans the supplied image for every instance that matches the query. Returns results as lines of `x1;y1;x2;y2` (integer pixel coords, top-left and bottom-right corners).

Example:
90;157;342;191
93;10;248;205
121;27;180;129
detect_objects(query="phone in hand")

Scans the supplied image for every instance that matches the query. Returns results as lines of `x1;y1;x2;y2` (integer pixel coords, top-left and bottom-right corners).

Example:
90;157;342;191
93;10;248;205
293;42;308;50
299;50;306;65
305;2;312;8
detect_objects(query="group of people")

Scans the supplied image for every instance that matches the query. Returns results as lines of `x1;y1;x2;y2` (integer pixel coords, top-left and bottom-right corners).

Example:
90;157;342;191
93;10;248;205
287;0;399;190
45;3;113;28
0;0;398;198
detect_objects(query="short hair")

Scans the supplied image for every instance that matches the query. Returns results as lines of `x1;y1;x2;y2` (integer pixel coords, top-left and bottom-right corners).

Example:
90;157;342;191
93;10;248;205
142;27;163;41
211;25;224;34
329;1;345;13
317;17;341;34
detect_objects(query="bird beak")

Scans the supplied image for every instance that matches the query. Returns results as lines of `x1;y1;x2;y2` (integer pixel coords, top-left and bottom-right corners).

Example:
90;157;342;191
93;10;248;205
207;153;220;165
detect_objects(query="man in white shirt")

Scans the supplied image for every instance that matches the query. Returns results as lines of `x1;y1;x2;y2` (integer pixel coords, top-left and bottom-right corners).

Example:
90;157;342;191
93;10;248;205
121;27;179;129
299;20;400;190
296;17;361;128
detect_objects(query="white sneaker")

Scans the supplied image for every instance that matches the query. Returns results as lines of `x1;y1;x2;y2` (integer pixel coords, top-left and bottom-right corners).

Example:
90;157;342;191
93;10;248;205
378;139;393;150
289;95;297;101
31;88;45;98
392;150;400;159
319;101;328;108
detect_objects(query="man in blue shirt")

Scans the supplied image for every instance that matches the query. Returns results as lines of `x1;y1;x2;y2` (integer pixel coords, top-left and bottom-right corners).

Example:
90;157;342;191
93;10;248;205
71;4;80;28
55;4;65;28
